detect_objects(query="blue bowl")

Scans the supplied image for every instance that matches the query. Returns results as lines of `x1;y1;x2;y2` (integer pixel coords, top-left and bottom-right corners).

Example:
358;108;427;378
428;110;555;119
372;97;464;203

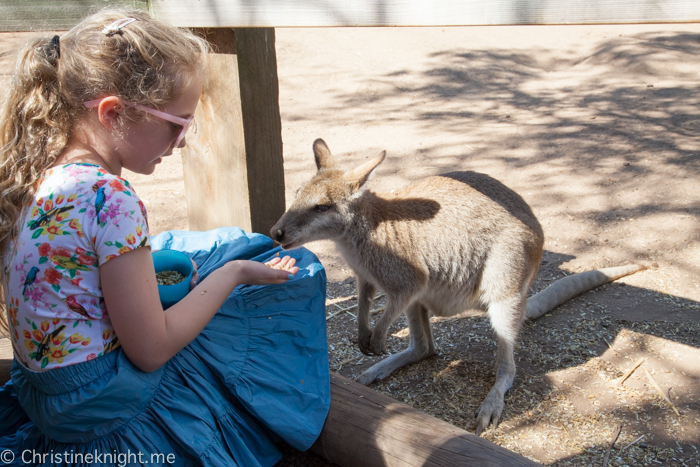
152;250;193;309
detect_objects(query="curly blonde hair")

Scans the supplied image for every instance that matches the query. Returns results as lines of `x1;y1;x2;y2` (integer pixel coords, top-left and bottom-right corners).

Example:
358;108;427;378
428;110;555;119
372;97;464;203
0;9;210;335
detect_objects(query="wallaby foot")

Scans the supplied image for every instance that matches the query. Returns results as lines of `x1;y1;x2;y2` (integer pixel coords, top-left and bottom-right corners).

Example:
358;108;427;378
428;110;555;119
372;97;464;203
475;360;515;435
356;345;434;385
475;387;506;436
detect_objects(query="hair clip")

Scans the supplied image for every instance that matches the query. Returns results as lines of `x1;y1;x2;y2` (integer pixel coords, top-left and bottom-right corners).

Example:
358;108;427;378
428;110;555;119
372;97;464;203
102;18;137;36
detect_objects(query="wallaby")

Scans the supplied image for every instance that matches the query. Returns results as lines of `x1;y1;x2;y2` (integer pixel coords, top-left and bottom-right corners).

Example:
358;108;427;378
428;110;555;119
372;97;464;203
271;139;644;435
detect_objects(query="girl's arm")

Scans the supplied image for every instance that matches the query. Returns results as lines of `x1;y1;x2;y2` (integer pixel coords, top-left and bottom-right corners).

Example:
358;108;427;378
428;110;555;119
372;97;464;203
100;247;297;372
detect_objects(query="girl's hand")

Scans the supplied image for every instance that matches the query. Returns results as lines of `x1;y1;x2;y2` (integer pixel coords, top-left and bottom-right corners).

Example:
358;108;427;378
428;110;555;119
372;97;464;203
264;255;298;273
190;258;199;289
229;257;299;285
189;256;295;289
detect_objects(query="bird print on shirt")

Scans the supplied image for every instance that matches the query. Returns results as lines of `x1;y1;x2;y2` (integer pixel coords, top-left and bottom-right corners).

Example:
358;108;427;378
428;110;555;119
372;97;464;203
34;324;66;362
29;205;74;230
22;267;39;297
65;295;90;318
92;180;108;225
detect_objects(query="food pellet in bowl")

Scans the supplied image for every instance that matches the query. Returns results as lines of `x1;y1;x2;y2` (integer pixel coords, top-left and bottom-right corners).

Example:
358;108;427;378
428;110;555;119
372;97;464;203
156;270;186;285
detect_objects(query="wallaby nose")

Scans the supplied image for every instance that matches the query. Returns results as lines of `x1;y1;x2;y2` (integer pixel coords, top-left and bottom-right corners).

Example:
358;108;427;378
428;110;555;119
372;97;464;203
271;227;285;243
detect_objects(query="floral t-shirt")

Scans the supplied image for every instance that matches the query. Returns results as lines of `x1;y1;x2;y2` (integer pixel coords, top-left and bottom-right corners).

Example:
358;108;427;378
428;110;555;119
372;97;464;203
3;163;150;370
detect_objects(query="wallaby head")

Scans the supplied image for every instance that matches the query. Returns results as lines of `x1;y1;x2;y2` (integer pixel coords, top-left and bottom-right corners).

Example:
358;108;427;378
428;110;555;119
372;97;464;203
271;139;385;249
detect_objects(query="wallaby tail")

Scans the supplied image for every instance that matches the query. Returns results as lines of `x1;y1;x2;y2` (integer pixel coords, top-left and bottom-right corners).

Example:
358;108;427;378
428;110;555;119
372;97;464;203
526;264;646;320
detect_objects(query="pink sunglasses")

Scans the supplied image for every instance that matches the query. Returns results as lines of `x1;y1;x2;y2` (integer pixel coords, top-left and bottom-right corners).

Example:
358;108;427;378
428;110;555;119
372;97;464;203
84;98;194;147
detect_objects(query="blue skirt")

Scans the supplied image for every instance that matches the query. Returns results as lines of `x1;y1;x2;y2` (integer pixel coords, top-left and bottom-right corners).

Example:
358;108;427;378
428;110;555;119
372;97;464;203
0;228;330;466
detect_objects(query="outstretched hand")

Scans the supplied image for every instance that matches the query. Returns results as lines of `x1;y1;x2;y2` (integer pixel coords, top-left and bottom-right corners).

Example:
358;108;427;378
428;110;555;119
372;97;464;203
264;255;299;273
232;256;299;285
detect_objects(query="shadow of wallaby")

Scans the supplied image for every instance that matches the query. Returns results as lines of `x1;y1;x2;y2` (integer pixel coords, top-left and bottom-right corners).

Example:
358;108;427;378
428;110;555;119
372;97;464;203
327;254;700;465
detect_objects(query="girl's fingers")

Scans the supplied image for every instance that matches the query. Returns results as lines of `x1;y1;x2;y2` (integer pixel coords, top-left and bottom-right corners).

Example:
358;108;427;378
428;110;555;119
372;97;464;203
190;270;200;289
265;255;297;273
189;258;199;289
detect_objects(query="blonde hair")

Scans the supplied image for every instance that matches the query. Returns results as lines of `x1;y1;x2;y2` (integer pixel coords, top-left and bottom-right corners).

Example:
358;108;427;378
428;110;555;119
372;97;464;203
0;9;210;335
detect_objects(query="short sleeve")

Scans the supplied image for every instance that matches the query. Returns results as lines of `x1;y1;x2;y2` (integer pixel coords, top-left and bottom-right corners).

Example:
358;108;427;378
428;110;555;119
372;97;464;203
83;176;151;265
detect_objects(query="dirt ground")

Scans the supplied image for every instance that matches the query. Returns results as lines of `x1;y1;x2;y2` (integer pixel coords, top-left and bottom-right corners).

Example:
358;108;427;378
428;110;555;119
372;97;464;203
2;22;700;466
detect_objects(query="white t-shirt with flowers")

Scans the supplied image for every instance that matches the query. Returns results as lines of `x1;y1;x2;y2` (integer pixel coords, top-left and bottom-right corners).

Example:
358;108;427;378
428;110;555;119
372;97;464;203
4;163;150;370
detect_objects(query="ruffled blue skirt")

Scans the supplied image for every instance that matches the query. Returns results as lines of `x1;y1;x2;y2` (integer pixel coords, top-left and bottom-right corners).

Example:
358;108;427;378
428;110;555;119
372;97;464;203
0;228;330;466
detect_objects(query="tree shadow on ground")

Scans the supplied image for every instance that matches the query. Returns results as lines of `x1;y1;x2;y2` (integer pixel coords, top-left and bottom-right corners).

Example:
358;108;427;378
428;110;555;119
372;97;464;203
327;248;699;465
281;30;700;286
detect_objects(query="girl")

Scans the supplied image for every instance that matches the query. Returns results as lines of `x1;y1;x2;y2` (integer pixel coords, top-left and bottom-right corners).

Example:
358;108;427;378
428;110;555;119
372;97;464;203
0;9;330;466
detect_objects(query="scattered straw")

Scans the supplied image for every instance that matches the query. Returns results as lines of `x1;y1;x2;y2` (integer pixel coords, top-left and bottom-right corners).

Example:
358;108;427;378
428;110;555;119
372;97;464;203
602;424;622;467
621;434;646;452
643;367;680;415
617;358;645;386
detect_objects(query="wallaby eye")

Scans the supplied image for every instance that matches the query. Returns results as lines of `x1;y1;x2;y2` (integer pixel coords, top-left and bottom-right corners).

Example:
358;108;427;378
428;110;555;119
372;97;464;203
313;205;330;212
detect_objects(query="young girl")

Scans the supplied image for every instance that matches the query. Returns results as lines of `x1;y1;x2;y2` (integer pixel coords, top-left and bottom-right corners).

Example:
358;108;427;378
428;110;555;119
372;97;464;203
0;9;330;466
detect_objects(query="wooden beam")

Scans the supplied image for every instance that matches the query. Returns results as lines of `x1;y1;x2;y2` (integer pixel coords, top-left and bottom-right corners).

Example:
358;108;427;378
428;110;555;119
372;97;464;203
0;0;148;32
151;0;700;27
3;0;700;31
312;373;539;467
182;28;285;235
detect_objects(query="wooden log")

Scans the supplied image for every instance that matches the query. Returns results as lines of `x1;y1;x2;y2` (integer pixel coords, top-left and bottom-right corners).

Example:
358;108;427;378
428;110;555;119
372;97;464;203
312;373;539;467
182;28;285;235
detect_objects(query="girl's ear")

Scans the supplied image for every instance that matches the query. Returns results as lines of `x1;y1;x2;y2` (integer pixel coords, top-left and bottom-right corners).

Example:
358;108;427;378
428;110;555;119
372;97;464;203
95;96;124;131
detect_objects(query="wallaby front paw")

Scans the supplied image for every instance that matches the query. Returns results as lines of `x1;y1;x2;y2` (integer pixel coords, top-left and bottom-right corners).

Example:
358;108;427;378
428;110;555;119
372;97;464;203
358;329;373;355
368;334;387;355
475;393;505;436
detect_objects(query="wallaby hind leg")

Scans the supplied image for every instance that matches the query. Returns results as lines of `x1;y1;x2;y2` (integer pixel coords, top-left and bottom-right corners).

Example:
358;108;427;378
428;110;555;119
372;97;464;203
356;302;435;385
475;295;526;436
356;279;377;355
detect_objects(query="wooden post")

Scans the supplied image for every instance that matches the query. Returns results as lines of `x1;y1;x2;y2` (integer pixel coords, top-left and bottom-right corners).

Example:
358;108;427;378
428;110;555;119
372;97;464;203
0;338;12;385
312;373;539;467
182;28;285;235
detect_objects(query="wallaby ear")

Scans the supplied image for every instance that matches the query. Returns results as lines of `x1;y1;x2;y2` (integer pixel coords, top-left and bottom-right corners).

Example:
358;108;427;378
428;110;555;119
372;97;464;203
313;139;336;171
346;150;386;190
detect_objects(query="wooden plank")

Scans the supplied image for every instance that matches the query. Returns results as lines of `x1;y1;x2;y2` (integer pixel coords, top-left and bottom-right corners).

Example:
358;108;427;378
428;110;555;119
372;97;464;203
182;28;285;235
0;0;148;32
151;0;700;27
312;373;539;467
